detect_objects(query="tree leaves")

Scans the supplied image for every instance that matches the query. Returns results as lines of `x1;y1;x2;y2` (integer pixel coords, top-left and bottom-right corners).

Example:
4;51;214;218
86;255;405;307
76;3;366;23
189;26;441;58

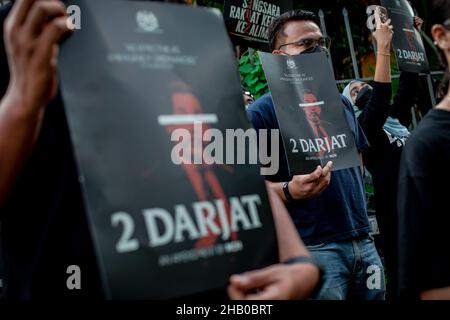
239;50;269;99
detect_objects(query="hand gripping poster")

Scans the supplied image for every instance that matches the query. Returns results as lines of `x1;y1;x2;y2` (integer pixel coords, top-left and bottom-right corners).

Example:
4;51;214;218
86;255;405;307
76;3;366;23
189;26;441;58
259;51;361;175
381;0;430;73
59;0;277;299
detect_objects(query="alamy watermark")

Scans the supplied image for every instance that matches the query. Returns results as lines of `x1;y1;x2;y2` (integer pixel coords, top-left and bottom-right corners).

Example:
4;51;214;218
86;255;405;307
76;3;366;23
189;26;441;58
163;119;281;175
66;265;81;290
367;264;383;290
66;5;81;30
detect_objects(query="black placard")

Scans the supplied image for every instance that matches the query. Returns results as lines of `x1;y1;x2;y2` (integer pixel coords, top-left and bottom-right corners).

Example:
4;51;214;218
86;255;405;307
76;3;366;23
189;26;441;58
60;0;277;299
259;52;361;175
381;0;430;73
223;0;292;51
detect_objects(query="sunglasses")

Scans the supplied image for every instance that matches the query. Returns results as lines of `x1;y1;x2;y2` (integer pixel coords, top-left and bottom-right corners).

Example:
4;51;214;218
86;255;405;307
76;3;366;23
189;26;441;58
278;37;331;51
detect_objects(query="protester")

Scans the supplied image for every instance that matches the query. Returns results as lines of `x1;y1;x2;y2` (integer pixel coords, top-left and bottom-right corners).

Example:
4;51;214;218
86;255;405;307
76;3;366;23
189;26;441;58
0;0;320;300
341;14;424;299
247;9;385;300
397;0;450;300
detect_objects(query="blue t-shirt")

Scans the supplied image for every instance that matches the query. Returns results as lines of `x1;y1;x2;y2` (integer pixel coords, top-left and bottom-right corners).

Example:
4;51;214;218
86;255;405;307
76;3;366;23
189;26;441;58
247;93;371;245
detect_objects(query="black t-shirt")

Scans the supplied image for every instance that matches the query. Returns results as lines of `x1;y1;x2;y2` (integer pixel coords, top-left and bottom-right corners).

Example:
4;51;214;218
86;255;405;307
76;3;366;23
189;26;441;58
397;108;450;299
0;3;103;299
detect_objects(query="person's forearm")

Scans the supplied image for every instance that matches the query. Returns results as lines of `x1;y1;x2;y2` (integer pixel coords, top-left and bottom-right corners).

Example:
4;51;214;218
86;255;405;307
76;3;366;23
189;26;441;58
359;153;364;176
0;89;45;204
421;287;450;300
265;182;309;262
266;184;321;299
267;181;289;204
374;43;392;83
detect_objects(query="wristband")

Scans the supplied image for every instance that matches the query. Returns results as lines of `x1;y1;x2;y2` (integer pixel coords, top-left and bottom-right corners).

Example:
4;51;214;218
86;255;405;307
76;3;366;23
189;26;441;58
282;181;295;203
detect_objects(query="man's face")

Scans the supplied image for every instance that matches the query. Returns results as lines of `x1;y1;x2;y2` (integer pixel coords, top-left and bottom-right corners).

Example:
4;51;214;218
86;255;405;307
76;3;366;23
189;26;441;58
273;20;324;56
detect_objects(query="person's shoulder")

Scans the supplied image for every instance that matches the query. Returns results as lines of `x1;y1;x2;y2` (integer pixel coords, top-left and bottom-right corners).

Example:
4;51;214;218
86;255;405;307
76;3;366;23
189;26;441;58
247;92;273;114
407;110;444;148
246;92;275;120
246;92;278;129
400;112;441;172
405;110;448;152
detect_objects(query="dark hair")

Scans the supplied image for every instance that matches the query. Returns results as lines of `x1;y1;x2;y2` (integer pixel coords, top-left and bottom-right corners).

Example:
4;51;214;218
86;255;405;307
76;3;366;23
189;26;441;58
430;0;450;96
268;10;320;52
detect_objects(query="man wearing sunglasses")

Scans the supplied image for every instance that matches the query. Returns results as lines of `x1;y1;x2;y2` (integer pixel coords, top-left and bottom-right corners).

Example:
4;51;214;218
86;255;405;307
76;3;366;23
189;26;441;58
276;36;331;55
247;10;385;300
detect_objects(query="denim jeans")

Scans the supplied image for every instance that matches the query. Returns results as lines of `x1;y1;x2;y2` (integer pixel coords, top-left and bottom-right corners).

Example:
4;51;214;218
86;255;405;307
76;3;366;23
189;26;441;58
307;236;386;300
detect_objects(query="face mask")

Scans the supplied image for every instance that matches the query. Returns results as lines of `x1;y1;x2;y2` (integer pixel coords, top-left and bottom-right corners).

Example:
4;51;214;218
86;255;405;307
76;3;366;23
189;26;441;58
300;45;330;59
355;85;373;110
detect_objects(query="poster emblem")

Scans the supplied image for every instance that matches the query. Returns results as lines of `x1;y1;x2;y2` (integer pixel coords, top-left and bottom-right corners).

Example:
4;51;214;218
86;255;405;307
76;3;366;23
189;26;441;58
136;10;161;33
286;59;297;70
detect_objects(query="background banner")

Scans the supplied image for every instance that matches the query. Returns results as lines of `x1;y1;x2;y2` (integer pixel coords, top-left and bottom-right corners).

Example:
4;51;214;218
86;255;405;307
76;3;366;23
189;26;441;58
223;0;292;51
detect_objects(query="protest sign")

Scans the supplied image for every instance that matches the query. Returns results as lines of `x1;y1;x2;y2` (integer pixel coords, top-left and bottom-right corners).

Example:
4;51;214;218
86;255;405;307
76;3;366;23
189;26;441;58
259;52;361;175
381;0;430;73
60;0;278;299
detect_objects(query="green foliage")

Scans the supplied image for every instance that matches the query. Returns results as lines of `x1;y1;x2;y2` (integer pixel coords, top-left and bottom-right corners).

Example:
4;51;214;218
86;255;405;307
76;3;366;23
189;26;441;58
239;49;269;99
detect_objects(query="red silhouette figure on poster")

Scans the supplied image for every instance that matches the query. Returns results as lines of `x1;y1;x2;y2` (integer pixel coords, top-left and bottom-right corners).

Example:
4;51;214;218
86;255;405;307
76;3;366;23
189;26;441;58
404;21;419;62
299;91;334;158
164;80;236;249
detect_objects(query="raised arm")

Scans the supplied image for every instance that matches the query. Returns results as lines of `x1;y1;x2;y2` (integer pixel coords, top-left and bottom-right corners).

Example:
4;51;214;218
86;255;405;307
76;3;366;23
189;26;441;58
390;17;424;127
357;14;393;142
0;0;69;205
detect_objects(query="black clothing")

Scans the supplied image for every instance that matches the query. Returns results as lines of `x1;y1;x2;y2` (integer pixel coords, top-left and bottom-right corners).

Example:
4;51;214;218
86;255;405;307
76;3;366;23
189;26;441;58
357;72;420;299
0;3;103;299
397;108;450;299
